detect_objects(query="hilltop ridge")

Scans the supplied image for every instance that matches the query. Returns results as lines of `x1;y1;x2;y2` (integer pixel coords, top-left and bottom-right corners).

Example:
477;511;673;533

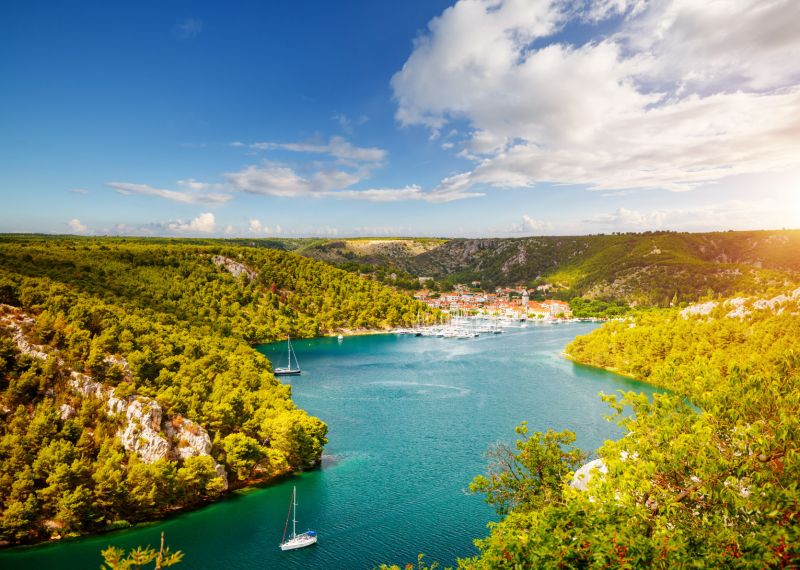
239;230;800;305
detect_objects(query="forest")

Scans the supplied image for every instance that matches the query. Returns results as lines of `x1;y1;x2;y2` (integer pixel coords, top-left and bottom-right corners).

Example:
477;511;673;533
455;291;799;568
0;236;428;545
269;231;800;306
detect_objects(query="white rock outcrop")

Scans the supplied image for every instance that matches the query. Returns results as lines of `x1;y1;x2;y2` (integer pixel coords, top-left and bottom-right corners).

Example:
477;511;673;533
164;416;214;460
571;458;608;491
680;301;717;318
683;287;800;320
118;399;172;463
1;308;50;360
212;255;257;280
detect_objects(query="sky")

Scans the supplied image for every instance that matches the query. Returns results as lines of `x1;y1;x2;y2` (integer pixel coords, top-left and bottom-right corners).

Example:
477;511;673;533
1;0;799;238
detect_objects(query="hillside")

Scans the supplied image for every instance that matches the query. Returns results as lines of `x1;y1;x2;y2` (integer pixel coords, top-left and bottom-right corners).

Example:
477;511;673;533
276;231;800;305
457;289;800;567
0;236;428;545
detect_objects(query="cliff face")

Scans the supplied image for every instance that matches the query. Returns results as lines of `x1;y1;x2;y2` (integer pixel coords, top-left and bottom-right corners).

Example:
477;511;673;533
2;305;228;489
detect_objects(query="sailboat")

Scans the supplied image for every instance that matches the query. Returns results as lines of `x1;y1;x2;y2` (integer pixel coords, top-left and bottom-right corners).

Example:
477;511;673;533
280;486;317;551
274;336;301;376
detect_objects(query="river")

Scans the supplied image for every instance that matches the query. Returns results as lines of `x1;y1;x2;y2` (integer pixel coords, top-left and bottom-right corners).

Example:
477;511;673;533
0;323;660;569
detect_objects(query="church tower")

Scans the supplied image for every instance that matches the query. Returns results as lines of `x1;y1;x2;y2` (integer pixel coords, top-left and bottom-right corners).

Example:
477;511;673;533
521;289;529;320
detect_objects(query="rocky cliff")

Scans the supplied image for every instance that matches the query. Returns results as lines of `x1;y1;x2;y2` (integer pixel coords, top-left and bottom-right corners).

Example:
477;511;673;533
1;305;228;489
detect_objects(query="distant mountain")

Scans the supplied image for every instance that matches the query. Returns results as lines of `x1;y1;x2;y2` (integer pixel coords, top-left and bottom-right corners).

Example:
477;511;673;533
257;231;800;305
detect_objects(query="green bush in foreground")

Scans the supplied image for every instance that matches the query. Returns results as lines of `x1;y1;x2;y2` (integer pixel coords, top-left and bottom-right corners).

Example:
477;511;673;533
458;299;799;568
101;532;182;569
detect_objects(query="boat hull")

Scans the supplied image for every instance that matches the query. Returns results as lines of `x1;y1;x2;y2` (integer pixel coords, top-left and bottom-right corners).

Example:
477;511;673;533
280;533;318;551
274;368;301;376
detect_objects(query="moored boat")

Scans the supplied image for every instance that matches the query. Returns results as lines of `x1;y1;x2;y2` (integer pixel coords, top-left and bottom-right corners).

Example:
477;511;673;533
279;486;317;551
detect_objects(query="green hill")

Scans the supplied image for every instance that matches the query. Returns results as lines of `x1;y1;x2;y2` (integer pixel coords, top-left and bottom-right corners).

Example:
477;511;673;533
0;236;428;545
272;231;800;305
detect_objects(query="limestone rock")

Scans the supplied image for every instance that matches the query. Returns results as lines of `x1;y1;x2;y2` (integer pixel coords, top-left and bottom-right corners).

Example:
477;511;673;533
215;463;229;491
164;416;213;460
571;458;607;491
212;255;257;280
680;301;717;318
118;399;171;463
59;403;76;420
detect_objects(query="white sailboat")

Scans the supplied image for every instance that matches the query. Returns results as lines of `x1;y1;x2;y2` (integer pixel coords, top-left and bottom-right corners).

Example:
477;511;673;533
274;336;301;376
280;486;317;551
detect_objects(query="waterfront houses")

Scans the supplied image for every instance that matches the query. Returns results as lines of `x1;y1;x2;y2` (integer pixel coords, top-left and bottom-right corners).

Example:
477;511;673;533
413;289;572;320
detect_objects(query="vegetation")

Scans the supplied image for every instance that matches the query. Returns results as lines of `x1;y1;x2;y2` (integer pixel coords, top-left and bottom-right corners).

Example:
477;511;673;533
101;532;182;569
567;297;632;319
0;236;429;545
460;292;799;568
258;231;800;306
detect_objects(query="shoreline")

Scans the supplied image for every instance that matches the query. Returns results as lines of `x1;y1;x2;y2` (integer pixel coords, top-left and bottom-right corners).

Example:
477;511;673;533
0;465;308;551
7;324;601;552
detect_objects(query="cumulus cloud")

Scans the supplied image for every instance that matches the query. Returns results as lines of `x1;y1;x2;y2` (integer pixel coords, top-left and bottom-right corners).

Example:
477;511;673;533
67;218;87;233
167;212;215;233
107;181;231;204
392;0;800;194
248;218;282;235
511;214;551;233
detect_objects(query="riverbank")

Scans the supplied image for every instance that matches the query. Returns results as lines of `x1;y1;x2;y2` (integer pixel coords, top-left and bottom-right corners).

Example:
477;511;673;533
2;323;653;569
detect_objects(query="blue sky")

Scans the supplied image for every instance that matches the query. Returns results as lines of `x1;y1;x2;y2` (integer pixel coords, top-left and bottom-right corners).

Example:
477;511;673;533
2;0;799;237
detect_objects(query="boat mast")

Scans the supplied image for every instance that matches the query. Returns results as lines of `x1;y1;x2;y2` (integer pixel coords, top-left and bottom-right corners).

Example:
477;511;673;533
292;486;297;538
287;335;291;370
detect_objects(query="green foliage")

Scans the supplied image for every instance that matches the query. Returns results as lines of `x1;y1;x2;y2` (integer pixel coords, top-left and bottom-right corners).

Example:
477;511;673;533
0;236;423;545
221;433;265;481
568;297;631;318
469;424;586;516
461;293;800;568
101;531;183;569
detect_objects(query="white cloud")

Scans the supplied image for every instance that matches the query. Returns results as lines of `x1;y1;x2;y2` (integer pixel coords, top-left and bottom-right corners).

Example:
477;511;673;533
227;165;313;197
585;207;668;228
168;212;215;233
69;188;89;195
511;214;551;233
224;162;482;202
67;218;87;233
581;199;793;232
234;136;386;166
248;218;283;235
392;0;800;194
108;181;232;204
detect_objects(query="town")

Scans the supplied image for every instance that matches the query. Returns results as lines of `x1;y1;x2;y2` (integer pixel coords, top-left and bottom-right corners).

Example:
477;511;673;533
413;284;572;321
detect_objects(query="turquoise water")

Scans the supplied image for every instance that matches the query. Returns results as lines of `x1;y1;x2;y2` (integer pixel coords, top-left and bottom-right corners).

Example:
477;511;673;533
0;324;659;569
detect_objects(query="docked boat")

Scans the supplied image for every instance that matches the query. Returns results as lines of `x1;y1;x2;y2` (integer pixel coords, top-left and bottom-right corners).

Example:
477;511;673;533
274;336;301;376
279;486;317;551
